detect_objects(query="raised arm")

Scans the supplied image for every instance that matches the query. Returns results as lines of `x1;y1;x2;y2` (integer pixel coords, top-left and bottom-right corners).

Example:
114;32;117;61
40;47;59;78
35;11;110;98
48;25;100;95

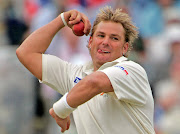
16;10;91;80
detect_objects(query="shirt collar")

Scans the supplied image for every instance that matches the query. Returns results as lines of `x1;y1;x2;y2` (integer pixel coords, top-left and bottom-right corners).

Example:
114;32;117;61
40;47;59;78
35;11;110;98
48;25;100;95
111;56;128;63
83;56;128;75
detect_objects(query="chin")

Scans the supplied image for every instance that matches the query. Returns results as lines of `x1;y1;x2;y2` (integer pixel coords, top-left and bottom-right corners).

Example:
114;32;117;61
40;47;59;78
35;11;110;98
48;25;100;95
97;58;111;65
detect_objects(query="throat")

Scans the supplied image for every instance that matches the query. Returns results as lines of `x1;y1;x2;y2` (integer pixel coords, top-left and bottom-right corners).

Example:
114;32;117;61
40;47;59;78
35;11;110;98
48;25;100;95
93;61;106;71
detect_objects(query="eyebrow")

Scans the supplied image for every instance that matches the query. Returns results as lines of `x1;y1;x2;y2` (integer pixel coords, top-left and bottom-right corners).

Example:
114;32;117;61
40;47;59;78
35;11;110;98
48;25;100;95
111;34;120;38
96;31;105;34
97;31;121;38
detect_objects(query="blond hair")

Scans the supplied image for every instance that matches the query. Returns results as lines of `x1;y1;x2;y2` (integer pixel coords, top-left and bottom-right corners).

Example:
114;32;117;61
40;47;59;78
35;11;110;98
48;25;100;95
90;6;138;53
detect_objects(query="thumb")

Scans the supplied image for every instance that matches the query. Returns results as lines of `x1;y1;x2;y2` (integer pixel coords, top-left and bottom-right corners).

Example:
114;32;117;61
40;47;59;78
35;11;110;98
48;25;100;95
49;108;55;118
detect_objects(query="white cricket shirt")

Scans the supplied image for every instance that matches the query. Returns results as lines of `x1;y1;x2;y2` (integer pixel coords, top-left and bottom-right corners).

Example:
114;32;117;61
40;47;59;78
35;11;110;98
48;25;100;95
41;54;155;134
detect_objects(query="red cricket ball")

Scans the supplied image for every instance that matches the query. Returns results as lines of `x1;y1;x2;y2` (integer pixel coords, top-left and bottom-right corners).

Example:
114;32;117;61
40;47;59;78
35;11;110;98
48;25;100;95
72;21;85;36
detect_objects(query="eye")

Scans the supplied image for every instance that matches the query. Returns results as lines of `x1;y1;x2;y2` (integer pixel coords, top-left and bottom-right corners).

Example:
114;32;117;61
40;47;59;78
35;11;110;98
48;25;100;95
97;34;104;38
111;37;119;41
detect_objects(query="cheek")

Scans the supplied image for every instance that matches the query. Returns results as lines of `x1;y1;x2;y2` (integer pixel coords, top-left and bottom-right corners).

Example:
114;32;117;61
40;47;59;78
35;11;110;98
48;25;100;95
113;44;123;53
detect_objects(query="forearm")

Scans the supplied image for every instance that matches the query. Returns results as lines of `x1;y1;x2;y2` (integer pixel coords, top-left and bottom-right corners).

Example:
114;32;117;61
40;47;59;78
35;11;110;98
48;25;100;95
67;72;114;108
53;75;101;119
16;15;64;56
53;71;113;118
16;13;67;79
53;79;100;119
67;76;102;108
16;10;90;80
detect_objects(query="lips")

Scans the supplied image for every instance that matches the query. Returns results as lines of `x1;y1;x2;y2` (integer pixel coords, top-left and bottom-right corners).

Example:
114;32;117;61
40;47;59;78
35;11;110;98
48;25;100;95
98;49;110;53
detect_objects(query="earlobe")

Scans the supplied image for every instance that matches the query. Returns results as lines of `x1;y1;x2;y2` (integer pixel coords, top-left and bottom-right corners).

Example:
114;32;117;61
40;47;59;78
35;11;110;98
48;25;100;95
88;37;93;48
88;43;91;49
123;42;129;53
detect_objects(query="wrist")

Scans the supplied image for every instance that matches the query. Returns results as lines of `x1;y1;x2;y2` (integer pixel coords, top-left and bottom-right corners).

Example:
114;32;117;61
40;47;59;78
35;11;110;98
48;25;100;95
53;92;76;119
60;12;68;26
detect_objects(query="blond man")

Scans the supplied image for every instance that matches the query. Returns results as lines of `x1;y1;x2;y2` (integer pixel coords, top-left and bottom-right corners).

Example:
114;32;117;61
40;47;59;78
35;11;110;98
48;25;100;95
16;6;155;134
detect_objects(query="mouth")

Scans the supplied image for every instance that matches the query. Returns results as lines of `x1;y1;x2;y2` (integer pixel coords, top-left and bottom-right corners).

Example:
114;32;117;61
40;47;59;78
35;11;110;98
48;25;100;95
98;49;110;54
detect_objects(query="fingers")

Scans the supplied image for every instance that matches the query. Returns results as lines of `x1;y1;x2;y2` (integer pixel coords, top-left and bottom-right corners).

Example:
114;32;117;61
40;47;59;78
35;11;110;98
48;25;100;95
49;108;71;133
59;122;66;133
83;16;91;35
49;108;66;132
68;10;82;25
67;121;70;130
49;108;55;118
59;117;70;133
66;116;71;130
66;10;91;36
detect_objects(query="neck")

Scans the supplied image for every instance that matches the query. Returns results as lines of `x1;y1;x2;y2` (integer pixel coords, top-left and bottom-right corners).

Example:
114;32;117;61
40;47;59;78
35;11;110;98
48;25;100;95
93;62;104;71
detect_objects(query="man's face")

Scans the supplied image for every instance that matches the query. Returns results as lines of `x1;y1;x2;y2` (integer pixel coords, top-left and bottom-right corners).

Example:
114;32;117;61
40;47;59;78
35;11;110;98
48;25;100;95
89;21;128;70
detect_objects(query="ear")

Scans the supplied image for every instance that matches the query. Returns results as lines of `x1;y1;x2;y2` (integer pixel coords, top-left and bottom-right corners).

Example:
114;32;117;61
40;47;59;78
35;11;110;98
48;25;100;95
123;42;129;54
88;36;93;48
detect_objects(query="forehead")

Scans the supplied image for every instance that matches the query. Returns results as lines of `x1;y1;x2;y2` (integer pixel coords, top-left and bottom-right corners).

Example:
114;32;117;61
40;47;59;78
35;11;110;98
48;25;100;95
94;21;125;37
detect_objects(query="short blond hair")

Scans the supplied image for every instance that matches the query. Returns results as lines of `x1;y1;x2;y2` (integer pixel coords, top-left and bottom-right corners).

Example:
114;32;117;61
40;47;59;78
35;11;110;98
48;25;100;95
90;6;138;53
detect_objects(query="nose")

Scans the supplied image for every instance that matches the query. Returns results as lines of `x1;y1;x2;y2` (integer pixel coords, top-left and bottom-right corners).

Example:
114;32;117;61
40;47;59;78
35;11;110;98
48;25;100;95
102;36;110;46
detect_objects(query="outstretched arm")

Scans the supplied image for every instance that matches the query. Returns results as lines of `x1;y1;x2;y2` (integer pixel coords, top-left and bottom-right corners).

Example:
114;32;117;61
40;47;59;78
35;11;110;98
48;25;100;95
16;10;91;80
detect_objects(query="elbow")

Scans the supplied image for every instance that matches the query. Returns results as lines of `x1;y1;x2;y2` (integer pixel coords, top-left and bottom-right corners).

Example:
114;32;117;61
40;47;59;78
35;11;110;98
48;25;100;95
16;47;20;56
16;47;22;60
16;47;20;59
16;46;26;63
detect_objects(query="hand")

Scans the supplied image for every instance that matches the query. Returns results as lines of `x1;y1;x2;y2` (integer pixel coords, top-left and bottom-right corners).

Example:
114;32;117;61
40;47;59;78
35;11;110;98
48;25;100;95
49;108;71;133
64;10;91;36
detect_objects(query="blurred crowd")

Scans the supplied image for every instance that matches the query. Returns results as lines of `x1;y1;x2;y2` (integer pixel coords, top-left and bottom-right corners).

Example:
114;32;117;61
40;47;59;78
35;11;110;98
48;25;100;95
0;0;180;134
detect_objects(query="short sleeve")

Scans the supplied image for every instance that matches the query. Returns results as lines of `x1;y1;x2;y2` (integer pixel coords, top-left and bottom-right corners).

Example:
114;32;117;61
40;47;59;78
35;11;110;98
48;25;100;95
41;54;79;95
99;63;150;106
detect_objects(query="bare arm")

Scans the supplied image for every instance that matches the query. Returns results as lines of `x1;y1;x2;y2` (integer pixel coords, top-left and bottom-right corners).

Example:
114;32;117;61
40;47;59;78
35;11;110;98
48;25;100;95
67;71;113;108
16;10;91;80
50;71;113;132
